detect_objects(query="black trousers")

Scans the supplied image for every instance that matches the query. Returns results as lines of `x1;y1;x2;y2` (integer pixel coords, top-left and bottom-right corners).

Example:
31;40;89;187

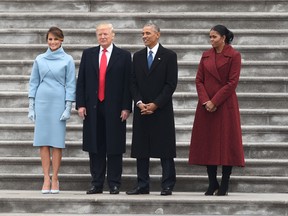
136;158;176;190
89;100;123;189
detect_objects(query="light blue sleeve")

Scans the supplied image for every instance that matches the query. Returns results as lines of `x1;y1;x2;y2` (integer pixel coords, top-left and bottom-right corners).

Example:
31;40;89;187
65;57;76;101
28;60;40;98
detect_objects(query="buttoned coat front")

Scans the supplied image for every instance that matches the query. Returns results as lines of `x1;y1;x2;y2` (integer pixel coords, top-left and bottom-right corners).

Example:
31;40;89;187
76;45;132;154
189;45;245;166
130;44;178;158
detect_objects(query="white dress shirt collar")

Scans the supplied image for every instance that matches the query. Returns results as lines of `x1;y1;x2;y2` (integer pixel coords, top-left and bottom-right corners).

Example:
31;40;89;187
147;43;159;57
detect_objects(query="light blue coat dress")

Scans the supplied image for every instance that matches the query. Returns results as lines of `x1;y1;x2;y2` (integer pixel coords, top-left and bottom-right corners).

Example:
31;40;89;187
29;47;76;148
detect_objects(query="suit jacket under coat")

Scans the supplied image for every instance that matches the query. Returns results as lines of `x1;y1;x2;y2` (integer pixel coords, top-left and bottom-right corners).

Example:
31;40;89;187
130;44;178;158
76;44;132;154
189;44;245;167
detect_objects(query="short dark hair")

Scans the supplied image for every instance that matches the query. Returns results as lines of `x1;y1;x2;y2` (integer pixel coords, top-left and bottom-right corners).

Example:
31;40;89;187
46;26;64;41
210;25;234;44
144;22;160;33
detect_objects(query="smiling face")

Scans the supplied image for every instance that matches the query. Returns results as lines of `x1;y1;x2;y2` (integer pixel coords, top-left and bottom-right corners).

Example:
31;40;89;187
96;24;115;49
142;25;160;49
47;33;63;51
209;30;226;52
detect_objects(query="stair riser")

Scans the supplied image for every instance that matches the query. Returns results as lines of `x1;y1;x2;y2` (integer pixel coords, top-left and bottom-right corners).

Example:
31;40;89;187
1;160;287;177
0;175;287;193
1;111;288;126
2;0;288;12
0;126;287;143
1;46;287;61
2;94;287;109
1;195;286;215
2;143;288;160
176;80;288;93
0;1;89;12
1;78;287;94
1;14;288;29
1;31;288;46
174;96;288;109
0;63;286;77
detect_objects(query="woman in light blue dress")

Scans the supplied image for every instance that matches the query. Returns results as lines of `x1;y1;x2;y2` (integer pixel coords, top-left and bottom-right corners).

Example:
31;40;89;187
28;27;76;194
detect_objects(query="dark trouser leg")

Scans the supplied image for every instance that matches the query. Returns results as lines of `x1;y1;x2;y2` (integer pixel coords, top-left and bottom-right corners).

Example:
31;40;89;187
89;100;106;189
160;158;176;190
205;165;219;195
89;152;106;189
107;154;123;189
217;165;232;196
136;158;150;189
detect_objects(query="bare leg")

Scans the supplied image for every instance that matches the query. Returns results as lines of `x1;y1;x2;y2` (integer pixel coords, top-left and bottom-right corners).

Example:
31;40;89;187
51;147;62;191
40;146;51;191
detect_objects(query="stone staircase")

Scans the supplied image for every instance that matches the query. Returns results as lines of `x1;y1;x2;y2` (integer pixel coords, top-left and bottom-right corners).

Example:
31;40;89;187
0;0;288;215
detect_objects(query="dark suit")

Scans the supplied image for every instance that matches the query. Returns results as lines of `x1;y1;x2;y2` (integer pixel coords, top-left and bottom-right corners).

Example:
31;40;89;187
130;44;178;190
76;44;132;189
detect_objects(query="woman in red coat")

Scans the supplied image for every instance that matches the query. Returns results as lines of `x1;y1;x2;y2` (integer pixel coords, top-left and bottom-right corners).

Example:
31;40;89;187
189;25;245;196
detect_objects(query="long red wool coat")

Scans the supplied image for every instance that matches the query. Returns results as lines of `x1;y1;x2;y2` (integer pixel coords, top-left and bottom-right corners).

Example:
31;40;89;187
189;45;245;167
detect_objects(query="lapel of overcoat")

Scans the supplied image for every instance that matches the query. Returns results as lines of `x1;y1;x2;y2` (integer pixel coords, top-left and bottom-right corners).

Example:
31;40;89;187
149;44;165;74
106;44;119;73
203;48;222;82
91;46;100;78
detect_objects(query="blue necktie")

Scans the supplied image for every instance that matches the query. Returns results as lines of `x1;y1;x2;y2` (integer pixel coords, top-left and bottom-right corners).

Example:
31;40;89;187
147;50;153;69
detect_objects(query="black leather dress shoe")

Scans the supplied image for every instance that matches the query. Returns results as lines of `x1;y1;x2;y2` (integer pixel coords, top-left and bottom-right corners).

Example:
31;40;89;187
160;188;172;196
110;186;120;194
126;187;149;195
86;186;103;194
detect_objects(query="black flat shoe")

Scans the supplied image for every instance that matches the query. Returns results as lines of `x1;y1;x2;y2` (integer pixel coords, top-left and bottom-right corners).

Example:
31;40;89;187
86;186;103;194
126;187;149;195
160;187;172;196
110;186;120;194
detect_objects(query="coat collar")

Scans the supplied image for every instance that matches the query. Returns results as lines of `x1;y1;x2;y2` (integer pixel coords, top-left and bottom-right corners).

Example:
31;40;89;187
202;44;233;82
139;43;165;75
91;44;120;75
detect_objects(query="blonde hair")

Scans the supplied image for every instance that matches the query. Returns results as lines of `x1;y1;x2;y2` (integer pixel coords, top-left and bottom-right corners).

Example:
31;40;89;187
96;23;115;34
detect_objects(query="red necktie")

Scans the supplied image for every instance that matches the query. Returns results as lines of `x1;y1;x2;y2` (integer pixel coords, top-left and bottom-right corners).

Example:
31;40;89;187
98;49;107;101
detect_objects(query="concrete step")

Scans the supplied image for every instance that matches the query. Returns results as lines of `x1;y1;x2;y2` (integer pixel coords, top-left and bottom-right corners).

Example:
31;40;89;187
0;75;287;93
0;174;288;193
177;76;288;93
1;139;288;159
173;92;288;109
1;108;288;126
1;44;288;62
1;157;287;177
1;141;288;160
1;28;288;45
0;60;287;78
1;91;288;109
1;190;288;215
2;0;288;13
0;123;287;143
0;12;287;29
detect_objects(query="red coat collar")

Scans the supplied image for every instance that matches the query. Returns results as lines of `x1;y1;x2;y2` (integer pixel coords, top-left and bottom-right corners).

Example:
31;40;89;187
202;44;234;82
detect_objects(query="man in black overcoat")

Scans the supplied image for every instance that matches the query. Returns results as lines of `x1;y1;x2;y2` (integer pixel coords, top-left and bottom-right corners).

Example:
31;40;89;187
126;22;178;196
76;23;132;194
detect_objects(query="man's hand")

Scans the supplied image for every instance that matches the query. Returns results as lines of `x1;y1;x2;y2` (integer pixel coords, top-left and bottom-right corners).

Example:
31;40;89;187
139;102;158;115
78;107;87;120
120;110;130;121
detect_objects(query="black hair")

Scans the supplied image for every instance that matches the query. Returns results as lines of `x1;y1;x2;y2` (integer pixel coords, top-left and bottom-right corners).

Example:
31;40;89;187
144;22;160;33
210;25;234;44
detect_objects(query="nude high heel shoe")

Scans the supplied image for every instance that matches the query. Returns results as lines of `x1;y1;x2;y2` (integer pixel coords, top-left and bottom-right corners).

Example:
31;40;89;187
41;179;51;194
51;180;60;194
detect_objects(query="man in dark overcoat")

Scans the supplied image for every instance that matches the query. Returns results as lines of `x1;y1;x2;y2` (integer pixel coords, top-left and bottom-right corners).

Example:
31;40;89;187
76;23;132;194
126;22;178;196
